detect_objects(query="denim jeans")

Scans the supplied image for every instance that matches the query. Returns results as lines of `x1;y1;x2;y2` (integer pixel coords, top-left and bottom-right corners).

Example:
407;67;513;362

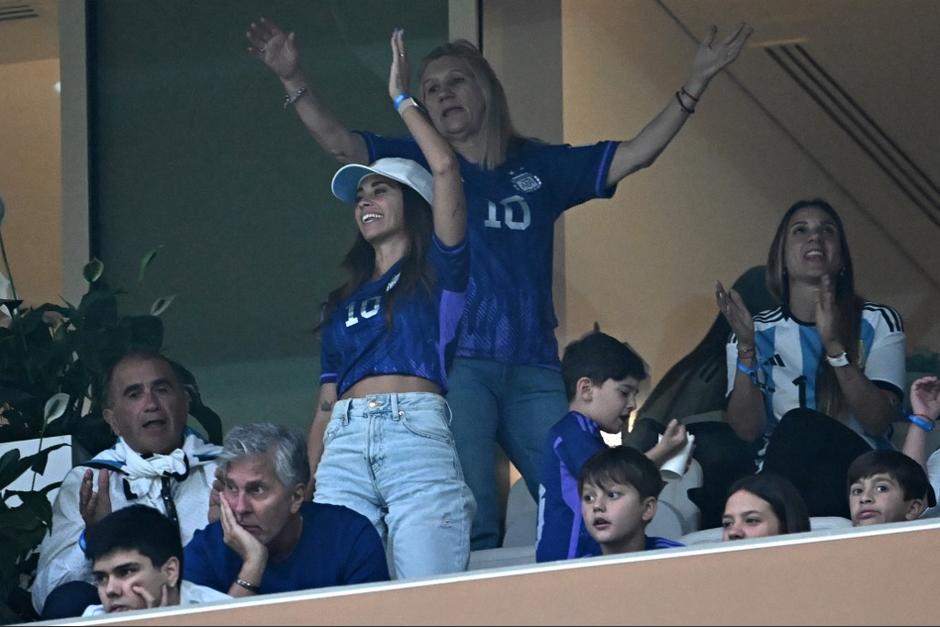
445;358;569;550
313;392;475;579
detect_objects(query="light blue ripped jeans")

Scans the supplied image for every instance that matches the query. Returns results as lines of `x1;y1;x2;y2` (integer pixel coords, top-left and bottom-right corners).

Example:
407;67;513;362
313;392;476;579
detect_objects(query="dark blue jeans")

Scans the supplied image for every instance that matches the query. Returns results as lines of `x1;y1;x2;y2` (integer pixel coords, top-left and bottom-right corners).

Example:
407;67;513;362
445;358;569;550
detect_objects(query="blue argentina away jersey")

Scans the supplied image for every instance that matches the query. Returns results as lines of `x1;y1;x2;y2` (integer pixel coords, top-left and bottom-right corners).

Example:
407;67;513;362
726;302;906;446
320;235;469;397
360;132;618;367
536;411;606;562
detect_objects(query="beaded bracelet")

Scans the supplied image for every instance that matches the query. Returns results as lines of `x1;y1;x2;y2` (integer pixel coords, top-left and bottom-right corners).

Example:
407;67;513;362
283;86;308;109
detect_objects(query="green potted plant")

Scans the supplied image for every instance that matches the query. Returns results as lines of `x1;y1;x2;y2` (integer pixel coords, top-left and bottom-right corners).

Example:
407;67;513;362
0;250;221;621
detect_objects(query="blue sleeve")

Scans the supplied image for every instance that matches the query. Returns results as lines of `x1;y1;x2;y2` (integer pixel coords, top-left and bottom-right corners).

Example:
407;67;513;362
540;141;619;215
182;527;227;593
341;514;391;584
556;424;605;481
356;131;424;165
428;235;469;293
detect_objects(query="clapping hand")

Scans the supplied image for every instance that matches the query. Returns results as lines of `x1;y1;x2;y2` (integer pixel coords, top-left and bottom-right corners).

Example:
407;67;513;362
815;273;843;356
715;280;755;349
79;468;112;528
911;376;940;422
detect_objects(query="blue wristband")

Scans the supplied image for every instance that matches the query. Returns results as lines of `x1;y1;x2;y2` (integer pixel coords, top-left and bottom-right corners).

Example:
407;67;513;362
393;93;410;111
908;414;936;432
736;360;759;386
79;528;87;554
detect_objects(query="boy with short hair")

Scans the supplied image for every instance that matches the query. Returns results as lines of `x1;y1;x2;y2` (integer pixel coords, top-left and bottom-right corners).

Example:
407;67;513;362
580;446;684;554
535;331;687;562
847;449;931;527
83;505;229;616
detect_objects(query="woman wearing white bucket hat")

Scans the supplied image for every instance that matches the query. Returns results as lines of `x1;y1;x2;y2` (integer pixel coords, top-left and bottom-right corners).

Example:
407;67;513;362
309;30;474;579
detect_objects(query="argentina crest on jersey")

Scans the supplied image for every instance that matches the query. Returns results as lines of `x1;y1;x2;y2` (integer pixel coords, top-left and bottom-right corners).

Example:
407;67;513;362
510;169;542;193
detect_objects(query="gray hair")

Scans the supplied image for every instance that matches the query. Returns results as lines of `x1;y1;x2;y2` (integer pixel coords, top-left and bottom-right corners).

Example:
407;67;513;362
220;423;309;490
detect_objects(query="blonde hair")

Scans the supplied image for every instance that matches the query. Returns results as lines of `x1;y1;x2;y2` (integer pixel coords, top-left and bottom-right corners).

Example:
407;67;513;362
419;40;518;170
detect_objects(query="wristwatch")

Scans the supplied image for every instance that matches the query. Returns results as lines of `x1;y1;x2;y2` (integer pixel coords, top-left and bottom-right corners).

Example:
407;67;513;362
825;351;850;367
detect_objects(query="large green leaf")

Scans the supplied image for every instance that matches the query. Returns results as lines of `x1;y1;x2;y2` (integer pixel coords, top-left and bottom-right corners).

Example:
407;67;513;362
26;442;69;475
82;258;104;284
77;283;120;329
0;442;68;492
0;502;46;552
6;488;58;527
0;449;21;491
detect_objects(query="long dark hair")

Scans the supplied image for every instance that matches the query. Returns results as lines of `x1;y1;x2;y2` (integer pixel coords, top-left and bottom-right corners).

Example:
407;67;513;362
320;184;435;329
727;473;810;535
766;198;862;418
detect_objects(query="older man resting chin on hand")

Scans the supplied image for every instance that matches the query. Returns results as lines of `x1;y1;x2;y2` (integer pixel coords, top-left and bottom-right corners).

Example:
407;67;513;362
183;423;389;596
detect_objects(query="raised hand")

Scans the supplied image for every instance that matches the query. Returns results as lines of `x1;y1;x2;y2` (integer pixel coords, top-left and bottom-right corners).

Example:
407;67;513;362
815;273;843;355
389;28;410;101
689;23;753;86
79;468;112;528
246;17;301;81
911;376;940;421
715;280;755;349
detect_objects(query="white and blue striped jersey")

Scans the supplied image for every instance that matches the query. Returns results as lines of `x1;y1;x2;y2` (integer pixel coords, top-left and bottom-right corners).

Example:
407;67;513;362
726;303;906;446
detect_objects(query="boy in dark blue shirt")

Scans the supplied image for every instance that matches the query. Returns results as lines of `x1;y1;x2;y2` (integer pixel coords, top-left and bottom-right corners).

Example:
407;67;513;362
536;331;687;562
580;446;684;555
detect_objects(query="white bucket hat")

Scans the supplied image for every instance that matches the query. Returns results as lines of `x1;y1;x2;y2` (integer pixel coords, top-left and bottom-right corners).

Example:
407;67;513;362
331;157;433;206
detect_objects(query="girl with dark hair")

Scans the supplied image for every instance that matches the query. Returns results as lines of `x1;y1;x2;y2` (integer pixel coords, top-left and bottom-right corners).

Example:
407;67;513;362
247;16;751;550
716;199;906;517
309;30;474;579
721;473;810;540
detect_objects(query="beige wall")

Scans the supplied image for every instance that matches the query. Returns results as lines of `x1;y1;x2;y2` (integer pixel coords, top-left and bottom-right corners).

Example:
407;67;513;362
52;521;940;625
557;0;939;394
0;58;62;304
